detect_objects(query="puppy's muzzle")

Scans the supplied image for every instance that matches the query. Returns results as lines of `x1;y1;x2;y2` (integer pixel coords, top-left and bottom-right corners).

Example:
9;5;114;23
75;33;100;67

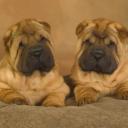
91;48;105;60
30;45;43;57
18;40;55;75
79;45;117;74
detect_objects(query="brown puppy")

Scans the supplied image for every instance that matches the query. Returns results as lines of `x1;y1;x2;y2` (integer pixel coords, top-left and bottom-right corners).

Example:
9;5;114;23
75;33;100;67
0;19;69;106
71;18;128;105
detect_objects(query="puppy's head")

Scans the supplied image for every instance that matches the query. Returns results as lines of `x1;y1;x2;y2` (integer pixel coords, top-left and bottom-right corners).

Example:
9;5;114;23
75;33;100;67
75;18;128;74
4;19;55;75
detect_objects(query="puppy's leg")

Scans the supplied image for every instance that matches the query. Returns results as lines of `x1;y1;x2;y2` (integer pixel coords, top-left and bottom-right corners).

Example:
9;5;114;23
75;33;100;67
0;87;28;105
74;85;101;105
42;83;69;107
114;83;128;100
43;92;65;107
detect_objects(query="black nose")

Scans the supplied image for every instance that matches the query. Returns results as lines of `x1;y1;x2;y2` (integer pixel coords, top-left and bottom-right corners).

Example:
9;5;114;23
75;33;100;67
31;46;43;57
92;49;104;59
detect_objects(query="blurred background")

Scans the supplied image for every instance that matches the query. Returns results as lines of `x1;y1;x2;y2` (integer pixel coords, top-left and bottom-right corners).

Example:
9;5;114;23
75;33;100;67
0;0;127;75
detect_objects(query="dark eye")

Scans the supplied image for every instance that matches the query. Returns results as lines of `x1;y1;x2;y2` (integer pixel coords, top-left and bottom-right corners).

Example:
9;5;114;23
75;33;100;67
83;39;93;46
107;41;115;48
19;41;25;48
40;37;49;44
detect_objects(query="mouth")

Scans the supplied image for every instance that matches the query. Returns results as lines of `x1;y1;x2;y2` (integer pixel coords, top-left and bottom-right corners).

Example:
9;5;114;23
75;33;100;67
79;54;117;74
18;42;55;76
20;58;55;76
78;39;118;74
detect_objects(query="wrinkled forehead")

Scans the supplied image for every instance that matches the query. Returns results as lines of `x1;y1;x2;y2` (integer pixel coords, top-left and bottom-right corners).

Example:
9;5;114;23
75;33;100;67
82;19;121;39
8;20;50;44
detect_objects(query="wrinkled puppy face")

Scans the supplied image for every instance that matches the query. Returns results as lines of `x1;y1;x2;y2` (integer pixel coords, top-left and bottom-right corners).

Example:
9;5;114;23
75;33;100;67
18;37;55;76
76;18;128;74
79;37;117;74
4;19;55;76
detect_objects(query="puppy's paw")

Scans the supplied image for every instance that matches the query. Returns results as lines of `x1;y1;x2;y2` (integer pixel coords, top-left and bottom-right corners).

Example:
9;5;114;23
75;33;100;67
11;98;28;105
43;100;64;107
115;88;128;100
42;95;65;107
76;94;98;106
0;89;28;105
75;86;99;105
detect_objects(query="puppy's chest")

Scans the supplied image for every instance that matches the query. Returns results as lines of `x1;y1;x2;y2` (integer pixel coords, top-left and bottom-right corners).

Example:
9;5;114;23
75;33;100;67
14;75;47;91
10;76;49;105
77;72;114;86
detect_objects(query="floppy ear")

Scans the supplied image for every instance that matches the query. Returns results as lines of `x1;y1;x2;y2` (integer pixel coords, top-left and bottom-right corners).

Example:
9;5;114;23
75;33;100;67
76;21;88;38
39;21;51;33
3;30;12;52
114;24;128;39
117;27;128;39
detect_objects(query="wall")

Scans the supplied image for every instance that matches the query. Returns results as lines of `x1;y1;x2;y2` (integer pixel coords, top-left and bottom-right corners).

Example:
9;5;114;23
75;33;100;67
0;0;128;74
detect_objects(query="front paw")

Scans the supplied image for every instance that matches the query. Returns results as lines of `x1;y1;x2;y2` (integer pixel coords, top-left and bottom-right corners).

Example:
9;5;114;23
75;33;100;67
76;95;99;106
43;101;64;107
10;97;28;105
75;87;99;106
115;89;128;100
42;96;65;107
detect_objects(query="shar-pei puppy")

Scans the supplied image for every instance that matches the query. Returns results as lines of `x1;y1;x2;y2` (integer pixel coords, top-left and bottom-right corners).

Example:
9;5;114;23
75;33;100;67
70;18;128;105
0;19;69;106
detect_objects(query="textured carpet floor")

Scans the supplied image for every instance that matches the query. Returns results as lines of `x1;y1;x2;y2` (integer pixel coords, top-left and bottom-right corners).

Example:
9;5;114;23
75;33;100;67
0;97;128;128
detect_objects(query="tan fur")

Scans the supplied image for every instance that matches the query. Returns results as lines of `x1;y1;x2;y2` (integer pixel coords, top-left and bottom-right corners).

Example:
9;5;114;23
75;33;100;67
0;19;69;106
71;18;128;105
